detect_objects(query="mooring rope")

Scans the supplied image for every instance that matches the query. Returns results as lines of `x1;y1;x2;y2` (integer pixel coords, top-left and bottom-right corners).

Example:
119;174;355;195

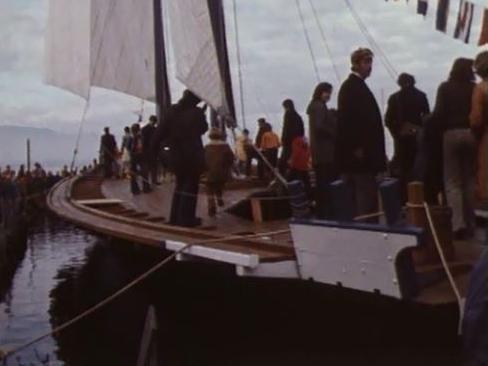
0;228;290;362
423;201;464;334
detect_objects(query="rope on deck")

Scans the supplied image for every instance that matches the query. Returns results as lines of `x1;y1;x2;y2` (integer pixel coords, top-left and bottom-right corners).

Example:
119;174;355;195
0;228;290;363
423;201;464;334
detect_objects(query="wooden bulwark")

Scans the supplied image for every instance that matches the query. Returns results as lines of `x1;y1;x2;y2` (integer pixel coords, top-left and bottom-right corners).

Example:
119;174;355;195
47;176;295;263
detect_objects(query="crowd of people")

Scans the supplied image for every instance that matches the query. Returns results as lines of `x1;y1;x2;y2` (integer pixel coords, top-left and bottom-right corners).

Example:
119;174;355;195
0;162;68;227
97;47;487;238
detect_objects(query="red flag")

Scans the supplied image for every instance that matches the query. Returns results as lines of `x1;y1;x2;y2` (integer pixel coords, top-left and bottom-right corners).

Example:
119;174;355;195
479;9;488;46
454;0;474;43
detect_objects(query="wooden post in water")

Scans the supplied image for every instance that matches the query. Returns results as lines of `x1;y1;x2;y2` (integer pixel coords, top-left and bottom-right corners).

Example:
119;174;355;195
26;139;31;172
137;305;159;366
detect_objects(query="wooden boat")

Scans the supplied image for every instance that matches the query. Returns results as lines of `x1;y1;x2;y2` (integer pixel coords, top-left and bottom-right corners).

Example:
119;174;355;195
44;0;485;310
47;173;485;307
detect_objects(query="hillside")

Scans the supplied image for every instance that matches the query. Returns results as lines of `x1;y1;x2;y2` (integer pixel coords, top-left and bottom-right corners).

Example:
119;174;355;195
0;125;100;171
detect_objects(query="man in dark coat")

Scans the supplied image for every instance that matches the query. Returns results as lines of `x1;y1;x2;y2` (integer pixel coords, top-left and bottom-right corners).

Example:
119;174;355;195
279;99;305;174
385;73;430;203
100;127;117;178
152;90;208;227
307;82;337;219
336;48;386;217
141;115;159;186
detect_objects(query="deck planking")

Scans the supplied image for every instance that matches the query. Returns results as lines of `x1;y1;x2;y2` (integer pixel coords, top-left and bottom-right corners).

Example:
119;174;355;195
48;176;295;262
100;178;290;237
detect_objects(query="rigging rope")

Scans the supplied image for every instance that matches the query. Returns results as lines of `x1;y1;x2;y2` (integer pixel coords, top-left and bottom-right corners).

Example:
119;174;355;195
0;228;290;362
232;0;247;129
343;0;398;81
295;0;321;82
308;0;342;84
69;97;91;173
423;202;464;334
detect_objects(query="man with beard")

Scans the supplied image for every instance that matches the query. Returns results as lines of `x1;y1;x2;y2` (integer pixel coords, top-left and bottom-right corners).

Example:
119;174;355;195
336;48;387;218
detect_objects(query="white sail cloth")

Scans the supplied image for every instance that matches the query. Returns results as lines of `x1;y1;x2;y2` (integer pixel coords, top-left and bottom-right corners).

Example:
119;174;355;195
167;0;229;114
44;0;91;98
44;0;155;101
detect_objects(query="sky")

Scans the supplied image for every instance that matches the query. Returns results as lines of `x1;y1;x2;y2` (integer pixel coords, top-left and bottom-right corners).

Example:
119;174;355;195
1;0;488;147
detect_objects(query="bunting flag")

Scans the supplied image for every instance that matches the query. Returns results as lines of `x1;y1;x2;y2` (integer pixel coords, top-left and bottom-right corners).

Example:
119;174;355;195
417;0;428;16
386;0;488;47
436;0;450;32
454;0;475;43
479;9;488;45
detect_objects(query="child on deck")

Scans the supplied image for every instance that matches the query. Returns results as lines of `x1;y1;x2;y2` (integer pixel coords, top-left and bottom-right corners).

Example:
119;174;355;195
204;128;235;216
288;135;311;198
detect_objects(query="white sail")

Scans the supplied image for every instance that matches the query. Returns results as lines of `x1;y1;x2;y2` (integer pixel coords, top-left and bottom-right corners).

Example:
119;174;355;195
44;0;155;101
44;0;91;99
90;0;155;100
167;0;228;113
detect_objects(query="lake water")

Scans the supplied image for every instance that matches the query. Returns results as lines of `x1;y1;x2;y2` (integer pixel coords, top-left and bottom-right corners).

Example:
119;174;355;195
0;215;465;365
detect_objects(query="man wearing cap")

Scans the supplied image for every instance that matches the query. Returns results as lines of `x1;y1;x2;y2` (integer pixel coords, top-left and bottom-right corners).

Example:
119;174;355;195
336;48;387;217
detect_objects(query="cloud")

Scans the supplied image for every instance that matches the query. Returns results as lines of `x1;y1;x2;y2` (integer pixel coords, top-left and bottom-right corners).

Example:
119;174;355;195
0;0;485;139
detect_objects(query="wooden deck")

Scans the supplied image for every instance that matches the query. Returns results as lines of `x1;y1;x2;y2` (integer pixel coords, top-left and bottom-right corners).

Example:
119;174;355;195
48;175;295;263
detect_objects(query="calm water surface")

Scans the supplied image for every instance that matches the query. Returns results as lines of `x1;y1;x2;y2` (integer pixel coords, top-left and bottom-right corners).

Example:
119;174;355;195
0;215;466;365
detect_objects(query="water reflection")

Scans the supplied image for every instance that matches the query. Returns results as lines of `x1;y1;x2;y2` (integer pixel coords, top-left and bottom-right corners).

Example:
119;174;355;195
0;216;466;365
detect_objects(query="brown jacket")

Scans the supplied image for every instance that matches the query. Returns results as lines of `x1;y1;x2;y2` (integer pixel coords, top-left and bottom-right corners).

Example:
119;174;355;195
204;140;235;183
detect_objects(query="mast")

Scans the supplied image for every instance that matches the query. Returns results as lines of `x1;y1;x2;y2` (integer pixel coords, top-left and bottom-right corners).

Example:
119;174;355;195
153;0;171;122
207;0;237;127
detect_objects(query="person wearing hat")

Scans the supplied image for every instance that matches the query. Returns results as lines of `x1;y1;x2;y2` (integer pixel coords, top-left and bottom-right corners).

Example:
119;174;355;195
336;47;386;218
152;89;208;227
471;51;488;209
204;128;235;216
385;72;430;203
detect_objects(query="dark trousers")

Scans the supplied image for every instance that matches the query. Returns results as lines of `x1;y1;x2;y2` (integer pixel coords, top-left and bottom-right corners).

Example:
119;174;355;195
262;148;278;180
169;170;200;227
143;158;159;185
279;147;291;175
314;164;337;219
346;173;379;221
392;136;417;204
288;169;311;199
245;148;264;179
130;155;150;194
206;181;224;214
103;155;114;178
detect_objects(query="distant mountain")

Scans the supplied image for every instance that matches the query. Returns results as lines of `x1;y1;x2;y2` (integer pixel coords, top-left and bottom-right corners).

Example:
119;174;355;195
0;125;100;171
